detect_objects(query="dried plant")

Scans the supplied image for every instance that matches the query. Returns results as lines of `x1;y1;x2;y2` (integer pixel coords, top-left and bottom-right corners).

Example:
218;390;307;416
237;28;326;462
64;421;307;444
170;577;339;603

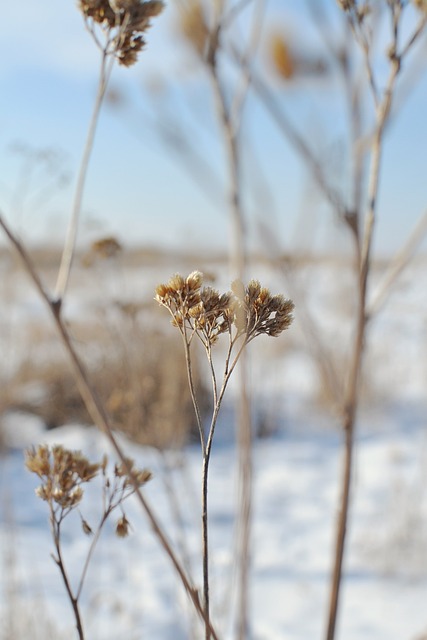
156;271;294;639
78;0;164;67
0;0;219;626
25;444;151;640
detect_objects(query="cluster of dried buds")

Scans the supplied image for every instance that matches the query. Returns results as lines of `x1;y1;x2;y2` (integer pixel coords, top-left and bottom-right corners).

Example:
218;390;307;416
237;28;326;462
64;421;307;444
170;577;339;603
155;271;294;347
78;0;164;66
26;445;151;537
26;444;100;509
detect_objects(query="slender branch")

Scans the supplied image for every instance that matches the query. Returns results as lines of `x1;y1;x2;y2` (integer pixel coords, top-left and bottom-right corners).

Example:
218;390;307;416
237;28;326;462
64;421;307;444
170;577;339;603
52;516;85;640
76;511;109;601
182;329;206;455
323;7;427;638
54;49;114;302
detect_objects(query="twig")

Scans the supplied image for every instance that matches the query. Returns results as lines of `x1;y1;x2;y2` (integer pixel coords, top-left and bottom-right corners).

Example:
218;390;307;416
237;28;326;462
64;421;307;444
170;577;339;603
54;49;114;302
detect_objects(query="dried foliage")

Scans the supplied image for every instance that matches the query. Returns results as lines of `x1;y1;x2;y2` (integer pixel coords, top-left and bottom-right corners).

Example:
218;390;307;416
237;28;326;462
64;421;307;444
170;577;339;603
6;327;209;448
156;271;294;636
25;444;151;638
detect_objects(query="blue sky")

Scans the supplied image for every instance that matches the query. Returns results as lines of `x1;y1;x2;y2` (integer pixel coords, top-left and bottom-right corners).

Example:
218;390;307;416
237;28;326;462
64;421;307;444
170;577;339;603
1;0;427;256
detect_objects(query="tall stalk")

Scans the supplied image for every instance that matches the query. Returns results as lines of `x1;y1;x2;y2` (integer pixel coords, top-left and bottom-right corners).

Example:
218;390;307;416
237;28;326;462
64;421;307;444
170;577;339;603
324;5;426;638
55;49;113;302
156;273;294;640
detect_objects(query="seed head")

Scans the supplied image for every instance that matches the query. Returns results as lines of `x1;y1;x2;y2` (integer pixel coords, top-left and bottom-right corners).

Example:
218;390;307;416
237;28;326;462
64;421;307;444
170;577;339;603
26;445;101;508
156;271;204;329
77;0;164;67
116;514;131;537
232;279;294;340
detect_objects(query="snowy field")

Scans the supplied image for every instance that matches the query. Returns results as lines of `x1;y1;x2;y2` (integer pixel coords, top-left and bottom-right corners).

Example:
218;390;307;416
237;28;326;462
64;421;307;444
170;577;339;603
1;252;427;639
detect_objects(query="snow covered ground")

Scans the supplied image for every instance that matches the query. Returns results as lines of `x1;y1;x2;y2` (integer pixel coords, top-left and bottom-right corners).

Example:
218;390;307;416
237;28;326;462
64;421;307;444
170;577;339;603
1;253;427;639
1;405;427;640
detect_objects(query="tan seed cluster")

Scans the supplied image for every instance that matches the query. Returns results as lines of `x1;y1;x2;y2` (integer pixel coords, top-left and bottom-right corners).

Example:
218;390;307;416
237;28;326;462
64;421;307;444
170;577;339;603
114;457;152;487
78;0;164;66
116;514;131;537
156;272;294;345
25;445;100;508
232;279;295;340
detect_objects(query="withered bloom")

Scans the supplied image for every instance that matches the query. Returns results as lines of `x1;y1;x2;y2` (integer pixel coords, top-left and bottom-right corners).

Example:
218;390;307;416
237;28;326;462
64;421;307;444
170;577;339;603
156;272;294;345
114;457;152;487
116;514;131;537
77;0;164;67
232;279;294;340
189;287;234;345
25;444;101;508
155;271;203;329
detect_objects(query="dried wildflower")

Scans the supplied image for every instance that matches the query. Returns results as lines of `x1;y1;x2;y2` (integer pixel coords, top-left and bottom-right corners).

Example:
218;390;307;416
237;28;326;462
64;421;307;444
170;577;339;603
26;445;101;508
25;445;51;477
77;0;164;67
114;457;152;487
232;279;294;340
156;273;294;346
189;287;233;344
155;271;203;329
116;514;131;537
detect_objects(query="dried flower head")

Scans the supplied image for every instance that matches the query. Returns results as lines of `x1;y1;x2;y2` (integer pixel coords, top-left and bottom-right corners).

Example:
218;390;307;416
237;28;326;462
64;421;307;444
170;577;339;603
77;0;164;67
157;273;294;345
189;287;233;344
232;279;294;340
114;457;152;488
116;514;131;537
25;445;101;508
155;271;204;329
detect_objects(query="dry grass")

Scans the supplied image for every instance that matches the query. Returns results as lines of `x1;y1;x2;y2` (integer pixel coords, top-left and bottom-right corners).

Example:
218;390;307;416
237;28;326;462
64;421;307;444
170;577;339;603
4;322;209;449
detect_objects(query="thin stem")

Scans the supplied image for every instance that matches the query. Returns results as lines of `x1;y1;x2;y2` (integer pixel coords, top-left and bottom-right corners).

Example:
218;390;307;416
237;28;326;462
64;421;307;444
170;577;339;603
54;49;114;302
198;333;248;639
209;31;254;634
323;10;423;639
76;511;109;601
201;454;211;640
182;328;206;455
52;515;85;640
